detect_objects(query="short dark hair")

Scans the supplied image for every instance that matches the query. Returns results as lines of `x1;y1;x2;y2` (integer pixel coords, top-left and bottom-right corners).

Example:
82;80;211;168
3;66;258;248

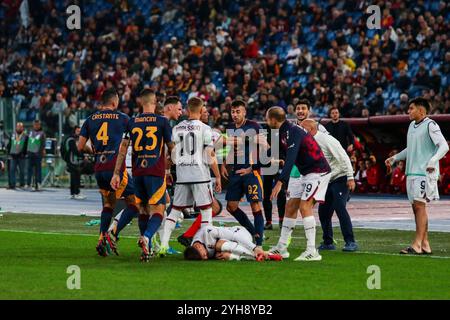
295;99;311;110
266;106;286;122
231;99;247;109
139;88;155;98
328;106;339;117
408;97;430;112
101;88;118;105
184;246;203;260
164;96;180;106
139;88;156;104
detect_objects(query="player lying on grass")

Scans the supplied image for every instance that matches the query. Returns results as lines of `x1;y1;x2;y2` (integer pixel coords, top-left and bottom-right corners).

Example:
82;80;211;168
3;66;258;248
183;225;282;261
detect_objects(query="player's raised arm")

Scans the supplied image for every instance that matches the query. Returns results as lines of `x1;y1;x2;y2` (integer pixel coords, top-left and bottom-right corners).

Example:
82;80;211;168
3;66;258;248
386;148;407;168
110;137;129;190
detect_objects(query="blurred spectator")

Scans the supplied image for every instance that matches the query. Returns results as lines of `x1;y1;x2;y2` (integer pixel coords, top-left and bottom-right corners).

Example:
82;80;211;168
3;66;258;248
440;145;450;194
366;157;381;192
390;160;406;194
396;69;411;92
367;87;385;115
0;0;447;137
354;160;367;193
0;120;10;150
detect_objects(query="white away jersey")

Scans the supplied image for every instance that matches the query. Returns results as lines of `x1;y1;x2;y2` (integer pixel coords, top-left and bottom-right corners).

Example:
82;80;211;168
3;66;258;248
193;226;257;258
173;119;213;183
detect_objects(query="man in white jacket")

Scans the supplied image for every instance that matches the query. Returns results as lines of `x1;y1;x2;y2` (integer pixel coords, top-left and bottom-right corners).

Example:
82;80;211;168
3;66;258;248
301;119;358;252
385;97;448;255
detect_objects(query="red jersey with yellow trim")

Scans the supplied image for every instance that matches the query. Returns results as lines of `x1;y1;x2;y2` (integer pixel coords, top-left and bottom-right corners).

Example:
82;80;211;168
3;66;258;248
80;109;129;172
124;112;172;177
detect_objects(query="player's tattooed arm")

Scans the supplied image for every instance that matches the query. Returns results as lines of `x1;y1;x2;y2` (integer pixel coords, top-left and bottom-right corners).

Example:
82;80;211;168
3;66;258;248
111;139;129;190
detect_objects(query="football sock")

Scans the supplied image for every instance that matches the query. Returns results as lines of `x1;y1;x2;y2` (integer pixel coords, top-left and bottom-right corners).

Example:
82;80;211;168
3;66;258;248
107;210;122;233
157;210;167;242
183;210;217;238
229;207;255;235
144;213;163;243
116;205;138;235
161;209;183;247
279;217;297;248
138;214;149;236
100;207;114;234
303;215;316;252
200;207;213;225
253;210;264;246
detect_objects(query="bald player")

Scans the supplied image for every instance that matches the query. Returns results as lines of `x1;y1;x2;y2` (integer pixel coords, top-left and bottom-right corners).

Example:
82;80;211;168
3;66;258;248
266;107;331;261
301;119;358;252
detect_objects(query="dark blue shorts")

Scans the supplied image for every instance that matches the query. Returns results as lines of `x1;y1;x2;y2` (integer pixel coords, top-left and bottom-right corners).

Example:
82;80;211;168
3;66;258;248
134;175;166;205
225;171;263;202
95;170;134;199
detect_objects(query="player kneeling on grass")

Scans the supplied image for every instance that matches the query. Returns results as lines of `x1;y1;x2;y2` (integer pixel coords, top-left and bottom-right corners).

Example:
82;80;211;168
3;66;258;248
184;225;282;261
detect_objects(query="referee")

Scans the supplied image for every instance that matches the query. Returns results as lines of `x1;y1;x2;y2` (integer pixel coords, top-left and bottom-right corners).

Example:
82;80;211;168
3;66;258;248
301;119;358;252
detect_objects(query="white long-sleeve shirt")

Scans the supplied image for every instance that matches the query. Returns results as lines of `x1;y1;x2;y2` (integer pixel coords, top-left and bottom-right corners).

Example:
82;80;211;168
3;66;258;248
313;131;354;182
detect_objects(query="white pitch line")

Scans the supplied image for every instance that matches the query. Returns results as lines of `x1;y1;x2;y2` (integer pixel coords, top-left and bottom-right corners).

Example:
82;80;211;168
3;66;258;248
1;229;449;259
354;251;450;260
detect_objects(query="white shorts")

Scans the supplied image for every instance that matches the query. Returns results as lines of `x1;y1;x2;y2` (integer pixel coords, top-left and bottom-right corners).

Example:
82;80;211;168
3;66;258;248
287;172;331;202
173;182;213;208
406;176;437;204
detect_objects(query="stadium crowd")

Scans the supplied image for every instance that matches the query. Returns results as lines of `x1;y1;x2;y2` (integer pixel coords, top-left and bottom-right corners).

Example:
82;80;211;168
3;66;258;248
0;0;449;194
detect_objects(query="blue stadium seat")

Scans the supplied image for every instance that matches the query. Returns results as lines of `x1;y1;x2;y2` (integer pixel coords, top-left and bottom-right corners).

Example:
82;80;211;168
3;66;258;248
366;29;377;39
326;31;336;41
410;51;419;60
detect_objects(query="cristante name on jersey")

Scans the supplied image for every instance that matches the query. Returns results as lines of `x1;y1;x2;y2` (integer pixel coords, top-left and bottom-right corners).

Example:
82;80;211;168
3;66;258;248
91;113;120;120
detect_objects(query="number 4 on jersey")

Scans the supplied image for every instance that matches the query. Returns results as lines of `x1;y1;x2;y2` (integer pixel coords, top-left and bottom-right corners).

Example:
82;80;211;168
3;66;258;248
96;122;109;146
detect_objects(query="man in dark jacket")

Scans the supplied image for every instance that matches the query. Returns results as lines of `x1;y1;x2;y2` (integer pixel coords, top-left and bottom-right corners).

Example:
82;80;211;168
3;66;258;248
325;107;355;153
64;126;86;199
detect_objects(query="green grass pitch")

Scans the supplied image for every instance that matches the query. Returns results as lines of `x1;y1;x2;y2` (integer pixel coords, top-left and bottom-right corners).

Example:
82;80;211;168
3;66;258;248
0;213;449;300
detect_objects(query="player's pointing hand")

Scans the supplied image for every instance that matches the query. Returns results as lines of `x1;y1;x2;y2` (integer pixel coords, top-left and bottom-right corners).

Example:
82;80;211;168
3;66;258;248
385;157;395;168
270;181;283;200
